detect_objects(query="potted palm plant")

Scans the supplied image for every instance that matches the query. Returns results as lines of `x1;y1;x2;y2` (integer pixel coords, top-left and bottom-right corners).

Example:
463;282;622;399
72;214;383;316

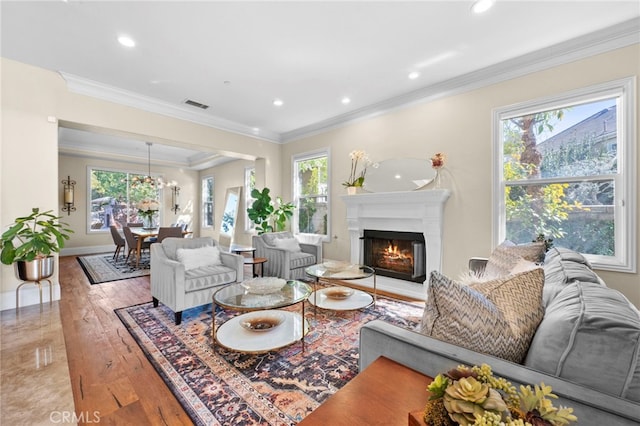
0;208;73;281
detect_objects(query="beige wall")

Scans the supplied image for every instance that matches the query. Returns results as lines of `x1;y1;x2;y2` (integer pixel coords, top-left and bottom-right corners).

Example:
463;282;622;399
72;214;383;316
1;58;281;308
57;153;200;253
3;44;639;308
281;44;640;307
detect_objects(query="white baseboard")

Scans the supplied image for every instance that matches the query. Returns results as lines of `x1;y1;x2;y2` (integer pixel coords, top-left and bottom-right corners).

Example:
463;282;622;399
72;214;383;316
2;281;60;311
1;246;110;311
60;245;113;257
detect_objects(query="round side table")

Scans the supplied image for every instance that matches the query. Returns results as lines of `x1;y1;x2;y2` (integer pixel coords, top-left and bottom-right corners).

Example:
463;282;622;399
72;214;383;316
244;257;267;277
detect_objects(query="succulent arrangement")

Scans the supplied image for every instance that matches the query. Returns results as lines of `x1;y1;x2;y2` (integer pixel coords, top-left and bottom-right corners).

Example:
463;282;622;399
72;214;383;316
424;364;577;426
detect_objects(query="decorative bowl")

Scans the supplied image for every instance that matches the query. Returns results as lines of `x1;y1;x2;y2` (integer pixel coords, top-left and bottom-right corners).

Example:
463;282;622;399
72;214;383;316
322;260;350;272
324;286;354;300
239;311;285;332
241;277;286;295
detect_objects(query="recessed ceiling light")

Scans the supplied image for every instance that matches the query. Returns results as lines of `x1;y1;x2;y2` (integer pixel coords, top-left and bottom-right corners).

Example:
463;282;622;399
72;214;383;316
117;35;136;48
273;98;284;107
341;97;351;105
408;71;420;80
471;0;495;14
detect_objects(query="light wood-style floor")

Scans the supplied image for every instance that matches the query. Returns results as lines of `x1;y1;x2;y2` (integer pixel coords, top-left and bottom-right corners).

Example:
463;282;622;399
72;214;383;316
51;255;420;424
57;255;192;425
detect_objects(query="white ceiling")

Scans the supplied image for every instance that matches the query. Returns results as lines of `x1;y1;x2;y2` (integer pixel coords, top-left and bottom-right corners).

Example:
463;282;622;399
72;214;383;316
2;1;639;169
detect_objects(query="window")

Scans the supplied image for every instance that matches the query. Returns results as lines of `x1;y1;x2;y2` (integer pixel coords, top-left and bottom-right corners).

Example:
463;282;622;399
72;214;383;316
244;167;256;231
202;176;214;228
293;150;329;240
493;78;636;272
88;167;160;232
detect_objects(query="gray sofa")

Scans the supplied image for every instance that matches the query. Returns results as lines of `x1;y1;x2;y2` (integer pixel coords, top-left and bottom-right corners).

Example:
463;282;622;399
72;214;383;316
359;247;640;425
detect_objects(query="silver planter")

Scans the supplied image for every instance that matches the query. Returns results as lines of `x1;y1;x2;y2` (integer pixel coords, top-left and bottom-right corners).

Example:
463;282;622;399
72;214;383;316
14;256;55;281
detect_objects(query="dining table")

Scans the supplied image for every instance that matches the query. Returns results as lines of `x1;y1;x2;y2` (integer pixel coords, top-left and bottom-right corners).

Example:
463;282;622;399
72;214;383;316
129;227;191;268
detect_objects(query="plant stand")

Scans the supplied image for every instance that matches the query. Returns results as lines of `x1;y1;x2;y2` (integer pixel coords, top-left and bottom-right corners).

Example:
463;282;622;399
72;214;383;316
16;278;53;311
13;257;55;311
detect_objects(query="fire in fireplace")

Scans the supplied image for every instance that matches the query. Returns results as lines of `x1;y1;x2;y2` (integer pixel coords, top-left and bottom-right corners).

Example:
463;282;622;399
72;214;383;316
363;229;426;283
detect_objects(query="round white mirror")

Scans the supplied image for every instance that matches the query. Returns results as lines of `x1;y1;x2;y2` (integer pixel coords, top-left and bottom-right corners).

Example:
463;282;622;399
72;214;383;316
363;158;436;192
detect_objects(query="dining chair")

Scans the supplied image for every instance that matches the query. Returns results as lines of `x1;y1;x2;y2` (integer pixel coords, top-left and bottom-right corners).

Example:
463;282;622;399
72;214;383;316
109;225;125;261
156;226;184;243
123;226;151;265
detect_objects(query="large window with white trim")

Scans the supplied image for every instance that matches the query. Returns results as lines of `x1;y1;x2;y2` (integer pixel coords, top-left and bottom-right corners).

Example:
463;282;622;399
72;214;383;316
493;78;636;272
293;150;329;240
244;166;256;231
201;176;214;228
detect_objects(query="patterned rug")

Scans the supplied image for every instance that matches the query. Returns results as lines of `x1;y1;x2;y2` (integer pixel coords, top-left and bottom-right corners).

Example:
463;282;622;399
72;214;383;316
115;294;423;425
77;253;150;284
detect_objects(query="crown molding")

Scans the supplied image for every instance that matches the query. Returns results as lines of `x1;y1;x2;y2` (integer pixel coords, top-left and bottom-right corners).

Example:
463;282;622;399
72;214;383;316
59;18;639;145
281;18;640;143
59;72;282;143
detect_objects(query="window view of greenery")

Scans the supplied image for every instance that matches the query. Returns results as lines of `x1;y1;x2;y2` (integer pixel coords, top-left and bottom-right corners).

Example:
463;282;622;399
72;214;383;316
90;169;160;231
245;167;256;231
502;98;617;256
202;177;214;228
295;155;328;236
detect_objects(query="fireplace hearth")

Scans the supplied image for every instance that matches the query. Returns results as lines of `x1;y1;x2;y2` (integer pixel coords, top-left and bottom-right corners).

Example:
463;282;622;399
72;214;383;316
363;230;426;283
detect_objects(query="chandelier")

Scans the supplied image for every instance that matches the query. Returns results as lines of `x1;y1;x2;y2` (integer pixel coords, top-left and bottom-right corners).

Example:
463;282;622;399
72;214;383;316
130;142;157;188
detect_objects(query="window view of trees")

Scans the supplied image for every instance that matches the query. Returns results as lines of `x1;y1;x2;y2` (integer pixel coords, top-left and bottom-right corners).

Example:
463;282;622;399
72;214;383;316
90;168;160;231
501;98;617;256
202;176;214;228
294;154;328;236
244;167;256;231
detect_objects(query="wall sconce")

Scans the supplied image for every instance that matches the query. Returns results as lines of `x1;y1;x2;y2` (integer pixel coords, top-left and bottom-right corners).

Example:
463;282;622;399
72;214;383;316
61;176;76;215
170;185;180;214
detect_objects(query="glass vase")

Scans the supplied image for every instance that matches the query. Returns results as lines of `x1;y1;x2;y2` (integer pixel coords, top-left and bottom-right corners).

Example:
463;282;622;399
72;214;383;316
142;214;157;230
433;168;442;189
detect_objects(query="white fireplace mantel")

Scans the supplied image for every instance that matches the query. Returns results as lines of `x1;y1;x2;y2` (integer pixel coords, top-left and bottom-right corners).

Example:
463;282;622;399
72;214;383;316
341;189;451;298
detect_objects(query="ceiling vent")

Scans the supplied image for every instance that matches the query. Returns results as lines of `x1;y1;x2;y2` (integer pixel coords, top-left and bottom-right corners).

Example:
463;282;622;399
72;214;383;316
184;99;209;110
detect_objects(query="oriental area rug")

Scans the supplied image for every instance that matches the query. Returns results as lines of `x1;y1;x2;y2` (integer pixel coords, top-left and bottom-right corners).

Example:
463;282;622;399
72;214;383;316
77;253;150;284
115;295;424;425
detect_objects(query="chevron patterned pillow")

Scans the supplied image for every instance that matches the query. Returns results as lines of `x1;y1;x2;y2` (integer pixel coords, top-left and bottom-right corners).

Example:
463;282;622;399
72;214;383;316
484;240;546;277
420;268;545;363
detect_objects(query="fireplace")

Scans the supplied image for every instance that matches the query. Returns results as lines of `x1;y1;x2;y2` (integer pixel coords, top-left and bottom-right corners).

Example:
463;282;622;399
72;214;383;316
342;189;450;299
363;230;426;283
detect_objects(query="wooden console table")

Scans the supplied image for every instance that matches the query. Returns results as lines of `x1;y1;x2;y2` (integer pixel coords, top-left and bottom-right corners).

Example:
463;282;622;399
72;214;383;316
299;356;432;425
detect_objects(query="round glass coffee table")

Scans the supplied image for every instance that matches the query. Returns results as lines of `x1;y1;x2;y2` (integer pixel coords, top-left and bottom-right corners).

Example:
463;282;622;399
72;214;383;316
305;263;376;312
212;278;312;353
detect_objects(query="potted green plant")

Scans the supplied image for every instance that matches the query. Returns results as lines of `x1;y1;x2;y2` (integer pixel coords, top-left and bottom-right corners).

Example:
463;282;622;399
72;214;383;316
247;188;295;235
0;208;73;281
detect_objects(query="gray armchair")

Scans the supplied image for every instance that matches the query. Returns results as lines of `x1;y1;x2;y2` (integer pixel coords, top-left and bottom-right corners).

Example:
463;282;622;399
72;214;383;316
150;237;243;324
252;231;322;280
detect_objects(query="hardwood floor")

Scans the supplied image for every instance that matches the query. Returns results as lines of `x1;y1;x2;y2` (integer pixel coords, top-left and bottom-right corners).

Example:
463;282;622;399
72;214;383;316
58;255;192;425
57;255;421;424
